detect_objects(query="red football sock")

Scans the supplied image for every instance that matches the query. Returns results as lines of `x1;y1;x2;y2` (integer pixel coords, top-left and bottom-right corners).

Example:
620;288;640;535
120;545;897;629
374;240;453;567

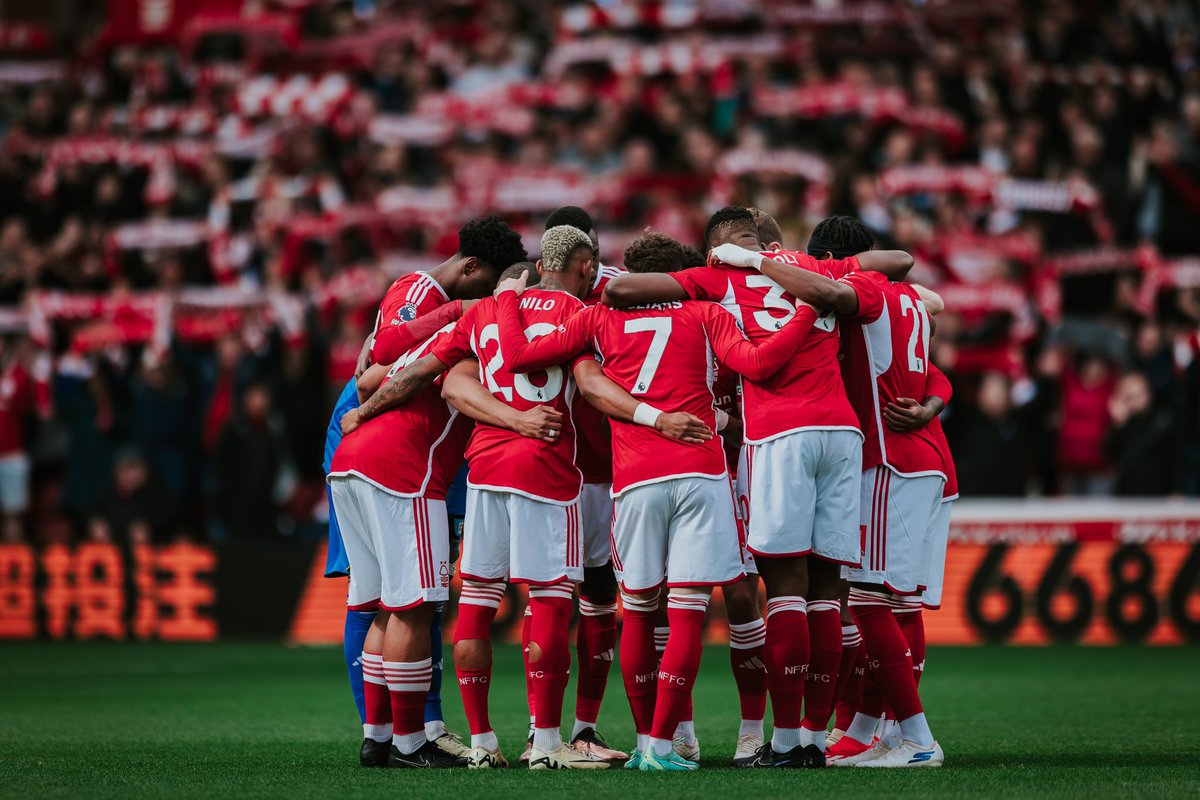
649;593;709;741
894;601;926;687
764;596;809;730
728;618;767;722
360;651;392;737
521;605;535;720
619;593;659;735
802;599;842;733
575;598;617;725
454;583;504;735
528;584;574;732
384;658;432;751
849;589;922;722
833;625;865;731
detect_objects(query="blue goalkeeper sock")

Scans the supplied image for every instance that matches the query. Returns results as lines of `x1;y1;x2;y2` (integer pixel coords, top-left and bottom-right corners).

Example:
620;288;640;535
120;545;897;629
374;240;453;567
343;610;374;724
425;603;445;725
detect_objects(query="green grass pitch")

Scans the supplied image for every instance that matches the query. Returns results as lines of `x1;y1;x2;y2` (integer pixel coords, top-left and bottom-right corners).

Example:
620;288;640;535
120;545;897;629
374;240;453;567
1;643;1197;799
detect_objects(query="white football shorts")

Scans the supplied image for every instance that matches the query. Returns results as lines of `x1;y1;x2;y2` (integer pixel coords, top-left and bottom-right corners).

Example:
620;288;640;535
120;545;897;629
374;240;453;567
461;487;583;585
579;482;614;568
611;476;744;592
733;446;756;575
921;497;954;609
847;466;945;595
328;474;450;611
746;429;862;566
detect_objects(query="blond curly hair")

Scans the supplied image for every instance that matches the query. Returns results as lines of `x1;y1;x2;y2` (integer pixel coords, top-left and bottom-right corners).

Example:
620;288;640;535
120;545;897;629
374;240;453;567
539;225;594;272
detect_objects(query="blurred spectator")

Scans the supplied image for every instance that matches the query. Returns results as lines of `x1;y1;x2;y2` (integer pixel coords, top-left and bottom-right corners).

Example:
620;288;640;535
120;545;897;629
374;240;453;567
126;352;189;497
1058;356;1117;494
1105;371;1184;496
953;372;1033;497
214;382;280;541
0;337;37;541
89;448;176;546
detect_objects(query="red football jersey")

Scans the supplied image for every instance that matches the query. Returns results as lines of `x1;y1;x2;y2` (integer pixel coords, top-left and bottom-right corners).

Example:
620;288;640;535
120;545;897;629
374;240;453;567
330;326;472;498
370;271;450;365
926;364;958;498
493;292;820;495
584;262;626;305
839;271;946;479
431;289;586;504
712;360;741;474
670;253;862;443
574;263;626;483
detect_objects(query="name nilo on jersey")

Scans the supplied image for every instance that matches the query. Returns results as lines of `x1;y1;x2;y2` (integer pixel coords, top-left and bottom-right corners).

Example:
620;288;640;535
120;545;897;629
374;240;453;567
519;295;560;311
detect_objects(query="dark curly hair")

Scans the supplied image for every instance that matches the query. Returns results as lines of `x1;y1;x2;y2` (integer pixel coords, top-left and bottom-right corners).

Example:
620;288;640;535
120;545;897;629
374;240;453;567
624;231;705;275
806;215;874;260
703;205;756;250
545;206;594;234
457;215;528;272
748;207;784;247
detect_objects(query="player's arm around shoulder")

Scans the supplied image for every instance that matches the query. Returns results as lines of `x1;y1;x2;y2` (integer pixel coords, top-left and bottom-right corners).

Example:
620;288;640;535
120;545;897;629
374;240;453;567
442;358;561;442
698;298;817;382
341;352;448;435
601;271;690;308
713;242;860;315
572;356;712;445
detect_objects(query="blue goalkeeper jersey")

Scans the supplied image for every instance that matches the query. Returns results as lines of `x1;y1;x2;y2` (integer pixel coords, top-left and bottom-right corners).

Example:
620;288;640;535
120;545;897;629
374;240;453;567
323;379;359;578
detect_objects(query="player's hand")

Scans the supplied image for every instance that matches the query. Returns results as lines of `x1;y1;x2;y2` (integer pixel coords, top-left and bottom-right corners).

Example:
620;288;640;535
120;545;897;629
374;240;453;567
495;269;530;298
514;404;563;442
354;336;374;379
883;397;934;432
341;408;364;435
710;243;764;270
655;412;714;444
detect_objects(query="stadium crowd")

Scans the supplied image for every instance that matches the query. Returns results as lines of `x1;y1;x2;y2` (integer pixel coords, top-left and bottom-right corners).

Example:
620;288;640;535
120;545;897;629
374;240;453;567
1;0;1200;546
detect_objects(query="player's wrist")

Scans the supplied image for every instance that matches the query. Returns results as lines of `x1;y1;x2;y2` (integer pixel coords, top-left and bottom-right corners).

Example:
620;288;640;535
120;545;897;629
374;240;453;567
634;402;663;428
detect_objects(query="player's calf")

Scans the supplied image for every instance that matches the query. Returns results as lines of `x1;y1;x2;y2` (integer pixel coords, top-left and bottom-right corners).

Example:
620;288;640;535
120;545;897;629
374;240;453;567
572;566;622;758
724;576;767;765
360;613;392;767
846;585;940;765
454;580;505;764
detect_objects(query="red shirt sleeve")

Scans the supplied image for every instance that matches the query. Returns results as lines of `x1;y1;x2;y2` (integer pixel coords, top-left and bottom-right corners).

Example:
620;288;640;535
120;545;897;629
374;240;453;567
700;302;819;381
926;363;953;405
371;300;464;365
823;254;861;279
839;271;886;323
495;292;595;372
670;267;724;302
429;307;477;368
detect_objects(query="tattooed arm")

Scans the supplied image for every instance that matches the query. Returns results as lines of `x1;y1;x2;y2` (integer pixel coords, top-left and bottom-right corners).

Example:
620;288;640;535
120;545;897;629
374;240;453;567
341;354;448;435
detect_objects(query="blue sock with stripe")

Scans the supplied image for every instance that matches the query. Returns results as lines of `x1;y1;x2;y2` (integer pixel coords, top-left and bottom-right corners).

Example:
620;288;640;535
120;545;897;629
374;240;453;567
343;609;375;724
424;602;445;724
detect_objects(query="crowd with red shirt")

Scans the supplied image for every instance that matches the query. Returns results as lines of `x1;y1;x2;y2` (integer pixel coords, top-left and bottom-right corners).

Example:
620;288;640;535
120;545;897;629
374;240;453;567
1;0;1199;544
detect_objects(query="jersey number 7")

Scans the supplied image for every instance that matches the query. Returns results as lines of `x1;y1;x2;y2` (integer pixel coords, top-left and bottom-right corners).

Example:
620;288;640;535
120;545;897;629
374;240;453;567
623;317;672;395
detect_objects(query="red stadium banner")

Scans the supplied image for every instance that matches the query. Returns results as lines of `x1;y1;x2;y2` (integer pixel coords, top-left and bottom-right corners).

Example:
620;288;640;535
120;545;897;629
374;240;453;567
0;542;216;641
